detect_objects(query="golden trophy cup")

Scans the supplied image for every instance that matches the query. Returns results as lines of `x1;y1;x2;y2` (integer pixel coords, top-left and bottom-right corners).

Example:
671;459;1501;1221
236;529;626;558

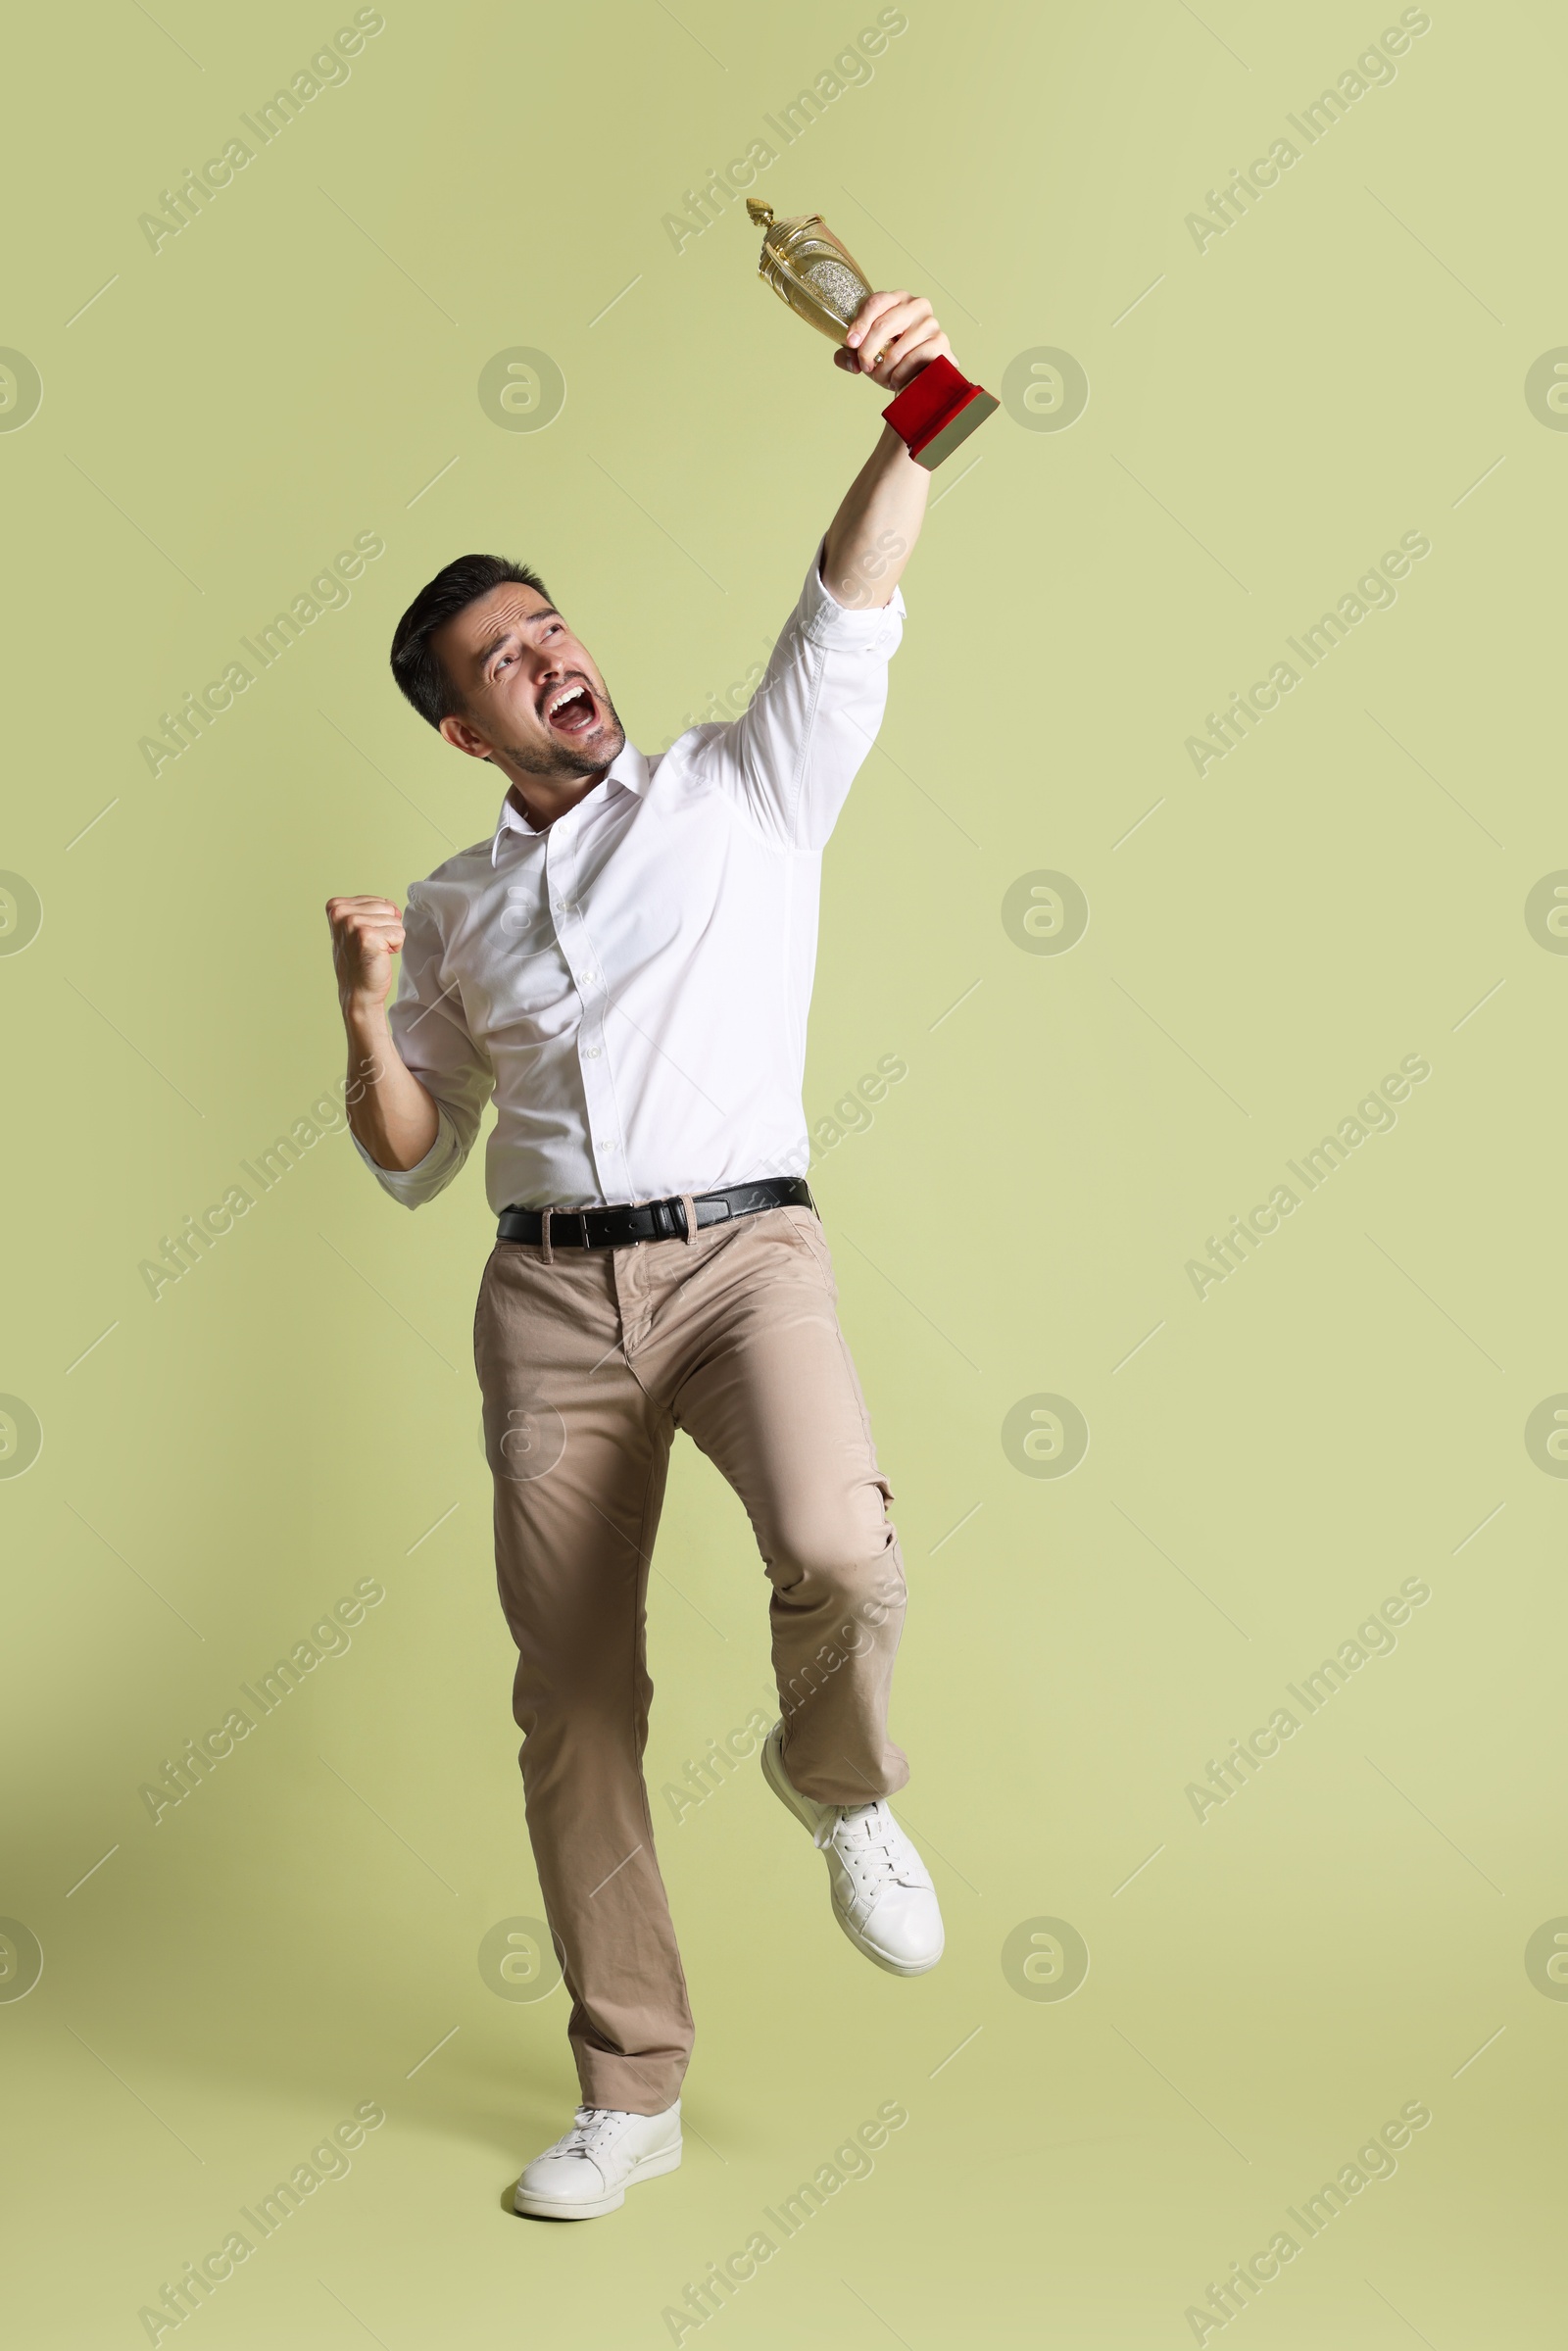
746;198;997;468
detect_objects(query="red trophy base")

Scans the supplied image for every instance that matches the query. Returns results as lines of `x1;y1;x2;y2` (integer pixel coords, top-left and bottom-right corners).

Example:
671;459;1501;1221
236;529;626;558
881;354;999;469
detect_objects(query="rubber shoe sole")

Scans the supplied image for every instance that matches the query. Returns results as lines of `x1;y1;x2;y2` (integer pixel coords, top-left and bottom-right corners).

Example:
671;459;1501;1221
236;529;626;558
513;2139;681;2220
760;1728;942;1979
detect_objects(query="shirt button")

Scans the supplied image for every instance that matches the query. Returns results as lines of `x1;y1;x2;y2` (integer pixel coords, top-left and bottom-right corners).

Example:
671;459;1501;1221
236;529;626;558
585;1047;601;1058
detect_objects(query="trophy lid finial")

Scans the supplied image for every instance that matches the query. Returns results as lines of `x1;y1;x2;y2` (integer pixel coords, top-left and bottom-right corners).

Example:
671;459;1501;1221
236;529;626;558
746;198;774;227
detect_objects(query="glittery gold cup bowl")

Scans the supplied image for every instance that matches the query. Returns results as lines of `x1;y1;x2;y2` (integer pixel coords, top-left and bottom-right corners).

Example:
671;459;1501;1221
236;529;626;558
746;199;878;346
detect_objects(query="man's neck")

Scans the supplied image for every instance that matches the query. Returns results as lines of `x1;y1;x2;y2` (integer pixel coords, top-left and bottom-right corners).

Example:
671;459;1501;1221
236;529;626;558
505;767;610;834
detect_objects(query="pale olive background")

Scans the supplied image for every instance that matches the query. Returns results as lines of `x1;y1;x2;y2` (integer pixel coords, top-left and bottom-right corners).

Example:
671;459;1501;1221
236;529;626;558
4;1;1565;2344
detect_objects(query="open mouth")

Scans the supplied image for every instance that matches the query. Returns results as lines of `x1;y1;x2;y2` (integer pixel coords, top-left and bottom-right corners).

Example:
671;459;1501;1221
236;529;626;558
542;680;599;737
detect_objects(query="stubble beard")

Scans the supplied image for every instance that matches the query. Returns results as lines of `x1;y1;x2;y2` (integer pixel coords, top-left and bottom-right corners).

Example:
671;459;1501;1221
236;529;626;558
496;692;626;783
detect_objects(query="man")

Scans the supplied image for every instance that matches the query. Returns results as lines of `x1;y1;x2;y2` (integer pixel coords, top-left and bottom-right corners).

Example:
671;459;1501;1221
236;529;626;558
327;286;950;2222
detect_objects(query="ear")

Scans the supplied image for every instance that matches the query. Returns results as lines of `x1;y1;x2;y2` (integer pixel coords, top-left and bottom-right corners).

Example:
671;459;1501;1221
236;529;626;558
438;710;494;761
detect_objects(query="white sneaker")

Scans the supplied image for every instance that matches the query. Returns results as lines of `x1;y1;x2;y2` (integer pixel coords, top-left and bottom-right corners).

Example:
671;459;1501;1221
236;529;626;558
513;2101;682;2220
760;1722;944;1977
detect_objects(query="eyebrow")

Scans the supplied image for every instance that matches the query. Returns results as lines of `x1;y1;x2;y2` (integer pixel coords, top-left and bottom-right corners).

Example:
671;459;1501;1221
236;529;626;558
475;607;562;672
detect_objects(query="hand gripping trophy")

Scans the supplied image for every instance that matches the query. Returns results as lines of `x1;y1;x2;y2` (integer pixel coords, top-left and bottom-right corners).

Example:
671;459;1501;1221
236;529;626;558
747;198;998;466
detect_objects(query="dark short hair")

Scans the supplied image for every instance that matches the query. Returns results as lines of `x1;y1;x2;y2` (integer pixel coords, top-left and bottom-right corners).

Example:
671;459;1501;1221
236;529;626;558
388;553;551;730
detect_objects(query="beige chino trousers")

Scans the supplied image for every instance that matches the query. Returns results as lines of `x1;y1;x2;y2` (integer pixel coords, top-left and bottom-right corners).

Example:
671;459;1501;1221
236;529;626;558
472;1200;909;2115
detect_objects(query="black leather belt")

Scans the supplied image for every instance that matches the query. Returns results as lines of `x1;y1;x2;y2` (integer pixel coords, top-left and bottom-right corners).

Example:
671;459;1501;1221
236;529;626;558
496;1175;815;1250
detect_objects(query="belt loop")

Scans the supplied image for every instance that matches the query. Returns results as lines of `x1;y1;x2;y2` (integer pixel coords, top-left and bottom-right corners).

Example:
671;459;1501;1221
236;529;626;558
679;1193;698;1246
540;1206;554;1266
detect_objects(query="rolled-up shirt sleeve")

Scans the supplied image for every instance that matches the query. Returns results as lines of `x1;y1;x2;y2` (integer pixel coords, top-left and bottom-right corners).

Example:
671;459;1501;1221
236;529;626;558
351;884;493;1208
697;537;906;852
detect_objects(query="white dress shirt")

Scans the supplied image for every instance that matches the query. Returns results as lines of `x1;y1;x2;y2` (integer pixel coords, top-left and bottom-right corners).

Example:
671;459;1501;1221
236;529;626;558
356;542;906;1214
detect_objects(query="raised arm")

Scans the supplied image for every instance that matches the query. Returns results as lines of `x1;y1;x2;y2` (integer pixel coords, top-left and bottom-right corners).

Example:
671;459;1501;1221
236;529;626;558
819;290;953;611
688;289;954;851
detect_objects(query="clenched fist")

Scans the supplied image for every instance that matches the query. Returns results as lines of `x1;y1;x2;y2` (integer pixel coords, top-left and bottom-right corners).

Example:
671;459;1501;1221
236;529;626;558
325;895;438;1169
326;895;405;1012
834;291;953;393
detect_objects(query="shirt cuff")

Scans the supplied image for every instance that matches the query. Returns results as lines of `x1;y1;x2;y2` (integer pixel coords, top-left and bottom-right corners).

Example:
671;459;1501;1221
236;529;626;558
799;537;906;653
351;1105;466;1208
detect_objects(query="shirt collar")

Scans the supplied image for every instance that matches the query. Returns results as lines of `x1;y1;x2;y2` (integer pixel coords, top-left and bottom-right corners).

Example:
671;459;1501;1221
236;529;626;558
489;740;647;864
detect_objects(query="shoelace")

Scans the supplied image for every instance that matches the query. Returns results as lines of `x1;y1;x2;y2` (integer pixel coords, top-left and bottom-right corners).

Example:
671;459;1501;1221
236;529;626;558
557;2106;630;2161
814;1799;912;1890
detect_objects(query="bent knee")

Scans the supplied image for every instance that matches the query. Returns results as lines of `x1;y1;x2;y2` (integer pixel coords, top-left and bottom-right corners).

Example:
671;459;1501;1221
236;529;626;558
768;1522;905;1624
